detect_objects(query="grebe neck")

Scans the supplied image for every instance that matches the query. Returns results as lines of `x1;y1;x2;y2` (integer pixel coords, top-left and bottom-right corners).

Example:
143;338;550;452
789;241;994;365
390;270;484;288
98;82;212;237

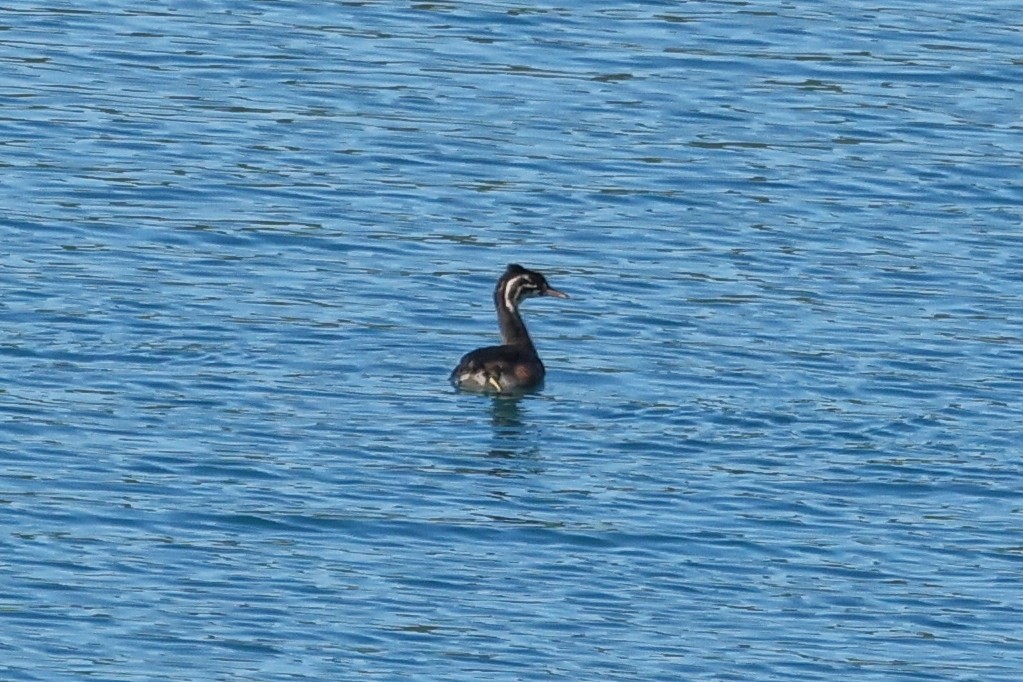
493;277;535;349
496;296;534;348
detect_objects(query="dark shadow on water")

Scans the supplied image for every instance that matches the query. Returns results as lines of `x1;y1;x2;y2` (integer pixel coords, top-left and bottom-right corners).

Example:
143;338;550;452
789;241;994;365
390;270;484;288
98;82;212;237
490;393;525;429
486;393;541;461
450;381;547;463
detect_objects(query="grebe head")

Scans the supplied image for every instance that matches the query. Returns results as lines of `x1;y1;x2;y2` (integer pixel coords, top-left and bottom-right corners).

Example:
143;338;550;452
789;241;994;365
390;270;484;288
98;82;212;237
497;264;569;310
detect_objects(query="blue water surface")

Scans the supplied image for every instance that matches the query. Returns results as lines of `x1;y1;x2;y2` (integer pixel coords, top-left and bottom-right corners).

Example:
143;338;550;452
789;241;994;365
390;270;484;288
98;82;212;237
2;1;1021;680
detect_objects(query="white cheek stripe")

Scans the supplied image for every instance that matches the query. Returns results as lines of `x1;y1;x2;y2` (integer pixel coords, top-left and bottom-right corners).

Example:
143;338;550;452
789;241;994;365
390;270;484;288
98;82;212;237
504;275;528;312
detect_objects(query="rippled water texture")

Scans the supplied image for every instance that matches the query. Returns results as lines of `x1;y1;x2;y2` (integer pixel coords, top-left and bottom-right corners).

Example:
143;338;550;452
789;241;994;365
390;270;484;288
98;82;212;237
2;2;1021;680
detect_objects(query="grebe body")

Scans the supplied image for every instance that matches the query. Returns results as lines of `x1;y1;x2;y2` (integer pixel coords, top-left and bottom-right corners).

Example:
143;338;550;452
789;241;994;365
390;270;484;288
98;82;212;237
450;264;568;394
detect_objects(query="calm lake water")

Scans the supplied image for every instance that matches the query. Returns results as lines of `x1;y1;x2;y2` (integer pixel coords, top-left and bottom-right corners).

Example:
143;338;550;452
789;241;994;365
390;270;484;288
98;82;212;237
2;1;1021;680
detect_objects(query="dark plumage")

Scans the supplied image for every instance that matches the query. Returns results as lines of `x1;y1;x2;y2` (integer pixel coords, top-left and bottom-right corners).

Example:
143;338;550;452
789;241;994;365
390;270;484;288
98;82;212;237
450;264;568;393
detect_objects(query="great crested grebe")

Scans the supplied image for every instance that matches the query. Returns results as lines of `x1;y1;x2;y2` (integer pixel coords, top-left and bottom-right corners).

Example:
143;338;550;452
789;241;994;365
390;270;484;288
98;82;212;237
450;264;568;393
